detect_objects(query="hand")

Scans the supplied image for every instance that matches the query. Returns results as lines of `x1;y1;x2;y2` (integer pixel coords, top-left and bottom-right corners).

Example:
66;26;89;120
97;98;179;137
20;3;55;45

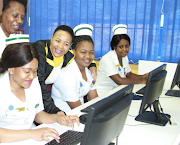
143;73;149;79
56;115;80;129
141;78;147;84
69;115;80;125
31;128;60;143
89;66;97;80
57;111;65;116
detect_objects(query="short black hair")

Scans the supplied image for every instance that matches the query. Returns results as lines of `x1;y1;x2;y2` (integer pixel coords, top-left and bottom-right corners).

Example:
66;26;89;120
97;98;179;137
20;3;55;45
72;35;94;50
2;0;28;13
0;42;39;74
110;34;131;50
53;25;74;42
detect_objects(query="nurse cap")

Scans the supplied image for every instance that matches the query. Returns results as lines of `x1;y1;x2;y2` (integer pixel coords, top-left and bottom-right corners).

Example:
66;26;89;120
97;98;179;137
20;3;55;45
6;34;29;45
73;24;93;36
112;24;127;35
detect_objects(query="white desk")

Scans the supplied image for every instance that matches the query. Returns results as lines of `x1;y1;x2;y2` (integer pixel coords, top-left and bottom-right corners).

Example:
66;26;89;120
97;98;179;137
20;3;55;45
1;83;180;145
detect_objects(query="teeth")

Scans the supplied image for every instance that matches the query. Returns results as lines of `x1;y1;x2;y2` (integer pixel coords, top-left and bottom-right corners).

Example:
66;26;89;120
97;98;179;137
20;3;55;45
84;60;90;63
55;49;61;54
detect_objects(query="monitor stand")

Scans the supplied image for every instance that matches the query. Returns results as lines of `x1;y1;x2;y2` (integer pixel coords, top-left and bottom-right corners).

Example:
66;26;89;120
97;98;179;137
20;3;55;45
165;90;180;97
135;100;171;126
165;83;180;97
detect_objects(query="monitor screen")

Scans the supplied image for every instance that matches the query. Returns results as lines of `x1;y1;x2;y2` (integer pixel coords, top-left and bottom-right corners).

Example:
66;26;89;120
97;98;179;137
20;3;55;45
165;59;180;97
170;59;180;89
135;64;171;126
80;84;134;145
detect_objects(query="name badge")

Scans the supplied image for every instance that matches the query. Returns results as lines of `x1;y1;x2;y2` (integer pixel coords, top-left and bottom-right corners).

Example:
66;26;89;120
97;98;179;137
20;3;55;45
16;107;25;112
78;82;85;94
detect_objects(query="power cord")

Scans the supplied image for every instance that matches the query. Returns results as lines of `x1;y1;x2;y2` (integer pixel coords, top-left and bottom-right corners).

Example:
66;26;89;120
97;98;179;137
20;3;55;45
149;100;172;125
158;101;172;125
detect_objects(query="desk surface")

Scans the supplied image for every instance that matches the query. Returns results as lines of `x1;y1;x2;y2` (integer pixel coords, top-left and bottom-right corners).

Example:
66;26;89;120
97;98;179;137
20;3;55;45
1;82;180;145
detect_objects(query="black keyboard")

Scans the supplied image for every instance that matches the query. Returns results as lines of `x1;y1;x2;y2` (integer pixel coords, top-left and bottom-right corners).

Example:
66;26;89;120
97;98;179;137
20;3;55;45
45;130;83;145
165;90;180;97
136;86;146;95
80;106;91;113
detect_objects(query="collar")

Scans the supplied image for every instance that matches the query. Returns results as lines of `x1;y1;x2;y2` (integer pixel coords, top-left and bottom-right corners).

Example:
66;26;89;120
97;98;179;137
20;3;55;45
45;42;64;67
71;60;93;83
112;50;126;69
0;26;8;38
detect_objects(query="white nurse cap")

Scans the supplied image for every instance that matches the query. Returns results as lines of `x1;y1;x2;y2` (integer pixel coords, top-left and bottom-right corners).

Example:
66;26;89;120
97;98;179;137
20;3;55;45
73;24;93;36
6;34;29;45
112;24;127;35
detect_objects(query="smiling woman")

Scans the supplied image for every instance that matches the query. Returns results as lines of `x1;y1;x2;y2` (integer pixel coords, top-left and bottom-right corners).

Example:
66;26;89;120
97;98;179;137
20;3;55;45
96;24;149;96
0;42;80;143
51;24;98;113
33;25;97;115
0;0;27;57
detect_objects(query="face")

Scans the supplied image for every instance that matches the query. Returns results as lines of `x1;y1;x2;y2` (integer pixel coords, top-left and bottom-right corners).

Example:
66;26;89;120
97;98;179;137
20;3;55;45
73;41;95;69
8;58;38;89
50;30;72;57
114;39;130;58
1;1;25;37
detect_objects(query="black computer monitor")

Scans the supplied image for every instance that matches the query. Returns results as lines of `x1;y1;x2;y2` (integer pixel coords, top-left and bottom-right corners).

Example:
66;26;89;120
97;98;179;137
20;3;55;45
135;64;171;126
80;84;134;145
165;59;180;97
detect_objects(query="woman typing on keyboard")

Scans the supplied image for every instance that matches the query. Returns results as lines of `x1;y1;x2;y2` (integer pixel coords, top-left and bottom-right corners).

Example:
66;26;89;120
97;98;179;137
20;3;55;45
0;43;79;143
96;24;149;96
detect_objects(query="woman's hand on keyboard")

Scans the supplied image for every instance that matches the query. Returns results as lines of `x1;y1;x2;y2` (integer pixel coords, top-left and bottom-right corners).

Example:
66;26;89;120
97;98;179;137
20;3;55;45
56;115;80;129
31;127;60;143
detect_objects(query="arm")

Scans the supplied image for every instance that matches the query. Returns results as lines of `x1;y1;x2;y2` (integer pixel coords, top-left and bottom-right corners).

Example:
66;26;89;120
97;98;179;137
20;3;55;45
126;72;149;79
33;41;62;114
34;111;80;129
67;90;98;109
89;66;97;80
110;73;147;85
67;101;82;110
53;70;84;110
0;127;60;143
87;89;98;100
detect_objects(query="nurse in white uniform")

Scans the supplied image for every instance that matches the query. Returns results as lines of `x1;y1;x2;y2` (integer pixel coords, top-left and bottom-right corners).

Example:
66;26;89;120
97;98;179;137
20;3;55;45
51;24;98;113
0;0;27;57
0;42;79;143
96;24;148;96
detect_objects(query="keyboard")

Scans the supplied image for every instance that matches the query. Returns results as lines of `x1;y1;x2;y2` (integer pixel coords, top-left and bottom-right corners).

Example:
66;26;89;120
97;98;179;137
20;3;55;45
45;130;83;145
80;106;91;113
165;90;180;97
136;86;146;95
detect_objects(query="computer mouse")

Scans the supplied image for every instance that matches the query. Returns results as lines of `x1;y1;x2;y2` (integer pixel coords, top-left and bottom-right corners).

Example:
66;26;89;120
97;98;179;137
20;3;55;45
79;114;88;124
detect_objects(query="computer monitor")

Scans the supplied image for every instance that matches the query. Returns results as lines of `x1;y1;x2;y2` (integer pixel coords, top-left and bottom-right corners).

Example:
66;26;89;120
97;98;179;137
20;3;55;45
135;64;171;126
165;59;180;97
80;84;134;145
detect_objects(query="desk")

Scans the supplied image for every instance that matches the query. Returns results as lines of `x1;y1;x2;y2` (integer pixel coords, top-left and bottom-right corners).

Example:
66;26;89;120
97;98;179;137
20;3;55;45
118;84;180;145
1;83;180;145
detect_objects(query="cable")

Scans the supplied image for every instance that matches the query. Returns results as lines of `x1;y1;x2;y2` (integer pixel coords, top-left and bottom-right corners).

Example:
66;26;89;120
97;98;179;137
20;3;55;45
161;0;165;15
158;101;172;125
128;114;136;117
116;135;119;145
125;123;152;126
